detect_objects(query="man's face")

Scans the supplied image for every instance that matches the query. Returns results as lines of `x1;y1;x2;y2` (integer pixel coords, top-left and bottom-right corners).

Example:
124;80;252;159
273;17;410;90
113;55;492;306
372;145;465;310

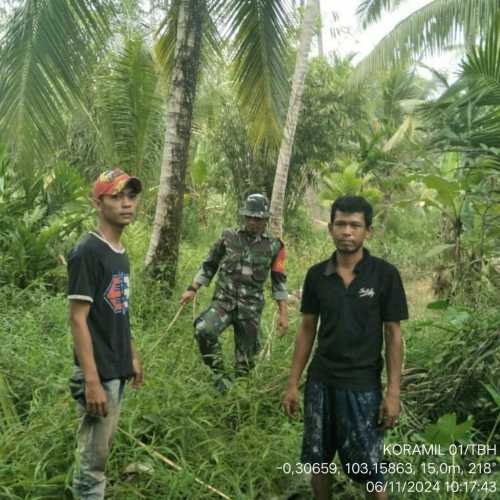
329;210;371;254
95;187;139;227
245;216;268;236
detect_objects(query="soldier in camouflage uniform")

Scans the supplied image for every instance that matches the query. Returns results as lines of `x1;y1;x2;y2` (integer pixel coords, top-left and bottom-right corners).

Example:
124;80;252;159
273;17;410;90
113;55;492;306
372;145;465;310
180;194;288;390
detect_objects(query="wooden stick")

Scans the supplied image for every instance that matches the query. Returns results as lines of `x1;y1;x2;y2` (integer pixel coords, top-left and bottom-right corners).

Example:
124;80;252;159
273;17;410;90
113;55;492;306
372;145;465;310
148;304;185;355
120;428;232;500
192;294;197;322
259;311;278;361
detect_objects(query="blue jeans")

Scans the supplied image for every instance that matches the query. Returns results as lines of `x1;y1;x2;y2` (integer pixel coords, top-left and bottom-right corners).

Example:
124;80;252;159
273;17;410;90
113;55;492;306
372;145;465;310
70;367;125;500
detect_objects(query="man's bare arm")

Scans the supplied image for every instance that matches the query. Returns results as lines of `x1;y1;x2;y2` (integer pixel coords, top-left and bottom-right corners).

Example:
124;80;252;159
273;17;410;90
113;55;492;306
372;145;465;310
282;314;318;416
379;321;403;429
131;344;144;388
276;299;288;335
69;300;108;417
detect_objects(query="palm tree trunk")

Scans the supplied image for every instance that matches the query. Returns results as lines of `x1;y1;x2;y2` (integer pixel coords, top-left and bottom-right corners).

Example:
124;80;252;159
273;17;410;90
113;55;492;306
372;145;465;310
269;0;319;237
317;0;324;57
145;0;204;288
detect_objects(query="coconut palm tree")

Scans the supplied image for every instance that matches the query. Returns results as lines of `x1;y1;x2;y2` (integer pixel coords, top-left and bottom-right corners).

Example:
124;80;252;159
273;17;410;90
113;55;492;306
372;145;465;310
145;0;292;286
355;0;500;78
143;0;204;285
269;0;318;237
0;0;293;289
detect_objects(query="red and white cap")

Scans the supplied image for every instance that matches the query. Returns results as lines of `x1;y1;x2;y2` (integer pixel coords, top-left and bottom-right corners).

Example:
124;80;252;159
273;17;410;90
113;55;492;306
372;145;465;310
92;168;142;199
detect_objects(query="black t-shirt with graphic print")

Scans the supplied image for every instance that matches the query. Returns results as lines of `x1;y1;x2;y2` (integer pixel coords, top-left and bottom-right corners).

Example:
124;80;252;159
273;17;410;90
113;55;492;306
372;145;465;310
68;232;133;381
301;248;409;390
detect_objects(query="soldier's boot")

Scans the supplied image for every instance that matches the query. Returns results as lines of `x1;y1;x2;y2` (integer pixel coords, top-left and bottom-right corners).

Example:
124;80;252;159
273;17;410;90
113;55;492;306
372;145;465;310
234;354;255;377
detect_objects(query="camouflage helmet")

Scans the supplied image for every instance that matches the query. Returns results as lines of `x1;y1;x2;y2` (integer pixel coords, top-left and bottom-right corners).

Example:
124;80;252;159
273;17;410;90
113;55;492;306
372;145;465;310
239;193;271;219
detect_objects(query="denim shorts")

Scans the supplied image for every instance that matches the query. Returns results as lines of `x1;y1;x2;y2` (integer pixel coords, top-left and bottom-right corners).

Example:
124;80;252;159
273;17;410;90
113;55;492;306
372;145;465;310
301;376;384;483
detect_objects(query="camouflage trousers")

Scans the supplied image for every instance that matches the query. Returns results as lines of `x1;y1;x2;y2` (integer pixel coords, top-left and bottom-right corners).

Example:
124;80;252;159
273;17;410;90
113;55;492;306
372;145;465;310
194;301;262;375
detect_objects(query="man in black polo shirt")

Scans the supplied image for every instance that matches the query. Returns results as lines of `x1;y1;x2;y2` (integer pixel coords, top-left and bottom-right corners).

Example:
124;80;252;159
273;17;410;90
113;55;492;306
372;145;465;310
283;196;408;499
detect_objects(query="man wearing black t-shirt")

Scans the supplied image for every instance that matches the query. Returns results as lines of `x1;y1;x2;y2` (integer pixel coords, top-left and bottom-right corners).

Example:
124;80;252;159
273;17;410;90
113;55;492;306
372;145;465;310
283;196;408;500
67;169;144;500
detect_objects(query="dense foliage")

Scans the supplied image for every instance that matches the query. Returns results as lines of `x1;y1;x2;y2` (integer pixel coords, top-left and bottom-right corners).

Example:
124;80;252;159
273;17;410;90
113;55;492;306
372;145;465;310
0;1;499;499
1;218;498;499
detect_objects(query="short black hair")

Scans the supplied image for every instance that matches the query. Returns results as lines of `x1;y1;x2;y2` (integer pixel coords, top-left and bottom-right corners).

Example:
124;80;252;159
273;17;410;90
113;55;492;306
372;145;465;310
330;195;373;227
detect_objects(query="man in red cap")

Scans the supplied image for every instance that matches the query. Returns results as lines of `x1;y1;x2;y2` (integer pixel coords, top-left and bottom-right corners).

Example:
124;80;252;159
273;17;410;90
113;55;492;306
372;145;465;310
67;168;144;499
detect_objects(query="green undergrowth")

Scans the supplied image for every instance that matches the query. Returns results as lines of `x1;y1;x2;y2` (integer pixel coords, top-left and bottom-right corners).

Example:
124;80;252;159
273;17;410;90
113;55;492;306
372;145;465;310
0;220;498;499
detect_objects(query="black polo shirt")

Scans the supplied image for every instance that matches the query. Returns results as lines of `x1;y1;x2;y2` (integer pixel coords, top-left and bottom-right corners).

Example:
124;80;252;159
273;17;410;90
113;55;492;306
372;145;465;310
301;248;408;390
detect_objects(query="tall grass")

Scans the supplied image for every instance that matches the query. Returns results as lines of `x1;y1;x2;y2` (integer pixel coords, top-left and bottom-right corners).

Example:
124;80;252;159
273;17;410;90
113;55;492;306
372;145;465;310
0;218;497;499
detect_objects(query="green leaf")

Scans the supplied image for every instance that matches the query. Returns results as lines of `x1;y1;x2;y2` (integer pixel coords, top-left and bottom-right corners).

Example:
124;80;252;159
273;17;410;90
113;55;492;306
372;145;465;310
422;175;459;195
443;308;472;328
356;0;406;29
354;0;500;80
482;383;500;409
156;0;220;87
423;413;474;446
191;157;208;187
424;243;455;259
95;35;164;176
154;0;180;85
421;174;460;210
426;299;450;310
0;0;114;164
224;0;292;147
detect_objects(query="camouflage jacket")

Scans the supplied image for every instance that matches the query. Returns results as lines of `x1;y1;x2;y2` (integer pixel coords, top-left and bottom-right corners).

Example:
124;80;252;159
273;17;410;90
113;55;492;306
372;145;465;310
194;228;287;309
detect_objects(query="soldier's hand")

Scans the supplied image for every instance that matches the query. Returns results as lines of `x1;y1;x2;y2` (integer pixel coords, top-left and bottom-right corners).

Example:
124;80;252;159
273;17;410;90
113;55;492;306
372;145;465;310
282;385;300;418
180;290;196;305
277;314;288;337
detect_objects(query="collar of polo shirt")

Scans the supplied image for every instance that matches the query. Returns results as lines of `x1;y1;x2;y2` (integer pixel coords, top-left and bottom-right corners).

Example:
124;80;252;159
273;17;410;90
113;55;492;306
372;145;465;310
323;248;371;276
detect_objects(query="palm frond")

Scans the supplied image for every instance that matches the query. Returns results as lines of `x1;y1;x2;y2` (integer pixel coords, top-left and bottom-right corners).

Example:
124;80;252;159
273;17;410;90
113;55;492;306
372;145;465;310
96;36;165;177
420;12;500;125
356;0;406;29
383;114;421;151
224;0;293;148
381;67;421;123
417;61;451;89
354;0;500;80
155;0;219;86
154;0;179;84
459;13;500;106
464;110;500;148
203;0;223;63
422;96;500;151
0;0;113;165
